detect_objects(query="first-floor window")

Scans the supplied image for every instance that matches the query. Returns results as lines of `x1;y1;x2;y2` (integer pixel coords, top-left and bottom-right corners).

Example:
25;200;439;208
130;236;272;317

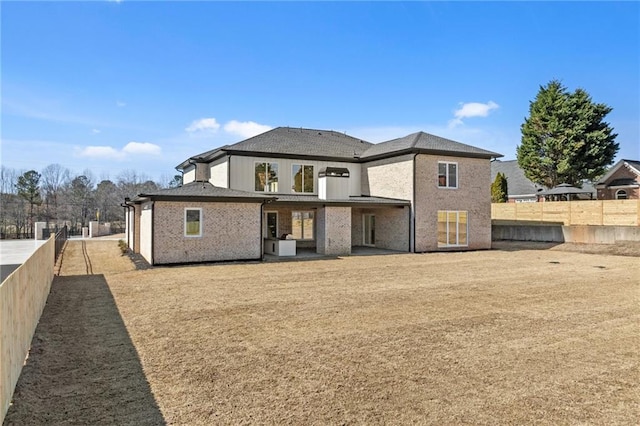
185;208;202;237
615;190;628;200
437;210;467;247
292;211;314;240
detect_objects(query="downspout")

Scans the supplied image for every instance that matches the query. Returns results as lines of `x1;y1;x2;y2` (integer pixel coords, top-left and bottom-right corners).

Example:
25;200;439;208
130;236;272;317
260;200;265;261
411;153;419;253
227;155;231;188
150;201;155;265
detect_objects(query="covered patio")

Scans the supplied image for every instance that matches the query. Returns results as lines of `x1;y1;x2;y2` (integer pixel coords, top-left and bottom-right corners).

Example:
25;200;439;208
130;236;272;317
262;195;411;257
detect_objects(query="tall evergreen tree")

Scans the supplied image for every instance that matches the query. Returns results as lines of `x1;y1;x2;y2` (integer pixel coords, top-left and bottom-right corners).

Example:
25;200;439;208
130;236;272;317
517;80;618;188
491;172;508;203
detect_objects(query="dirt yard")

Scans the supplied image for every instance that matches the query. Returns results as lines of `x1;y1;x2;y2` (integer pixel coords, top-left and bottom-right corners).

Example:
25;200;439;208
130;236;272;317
5;240;639;425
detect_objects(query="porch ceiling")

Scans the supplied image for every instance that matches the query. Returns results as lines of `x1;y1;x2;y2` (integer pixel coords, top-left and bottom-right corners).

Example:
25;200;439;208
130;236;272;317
268;194;410;207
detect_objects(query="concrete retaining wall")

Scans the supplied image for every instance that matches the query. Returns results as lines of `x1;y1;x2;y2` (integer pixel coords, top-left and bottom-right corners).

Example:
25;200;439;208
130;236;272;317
493;221;640;244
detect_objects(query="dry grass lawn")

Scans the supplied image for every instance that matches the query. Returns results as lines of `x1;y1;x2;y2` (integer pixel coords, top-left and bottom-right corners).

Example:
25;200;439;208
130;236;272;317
5;240;639;425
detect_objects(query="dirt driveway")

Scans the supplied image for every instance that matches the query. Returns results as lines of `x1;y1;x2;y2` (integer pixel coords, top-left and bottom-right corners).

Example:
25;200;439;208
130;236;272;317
5;240;639;425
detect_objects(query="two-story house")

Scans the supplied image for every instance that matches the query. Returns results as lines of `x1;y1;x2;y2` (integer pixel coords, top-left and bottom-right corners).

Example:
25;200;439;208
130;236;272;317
124;127;501;265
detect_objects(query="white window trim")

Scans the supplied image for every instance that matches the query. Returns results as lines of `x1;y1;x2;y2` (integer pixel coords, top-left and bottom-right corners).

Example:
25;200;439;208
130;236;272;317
438;210;468;247
184;208;203;237
254;161;279;193
438;161;458;189
264;211;279;239
615;189;628;200
291;164;315;194
362;214;375;247
292;210;315;241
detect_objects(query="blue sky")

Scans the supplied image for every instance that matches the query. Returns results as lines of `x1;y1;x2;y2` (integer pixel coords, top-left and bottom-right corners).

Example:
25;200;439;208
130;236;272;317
2;1;638;184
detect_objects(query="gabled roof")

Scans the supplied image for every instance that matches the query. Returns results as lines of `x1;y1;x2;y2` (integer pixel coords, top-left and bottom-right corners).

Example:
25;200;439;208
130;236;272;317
360;131;502;160
177;127;502;170
490;160;543;198
130;181;275;203
596;159;640;185
225;127;372;158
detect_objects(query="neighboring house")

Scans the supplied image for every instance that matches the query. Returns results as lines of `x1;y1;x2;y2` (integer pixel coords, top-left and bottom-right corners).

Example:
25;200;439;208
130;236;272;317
490;159;544;202
125;127;501;265
595;159;640;200
491;159;597;202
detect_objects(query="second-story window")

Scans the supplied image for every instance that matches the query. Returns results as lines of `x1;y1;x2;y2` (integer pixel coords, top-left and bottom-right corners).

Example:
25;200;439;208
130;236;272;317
438;161;458;188
292;164;314;193
255;162;278;192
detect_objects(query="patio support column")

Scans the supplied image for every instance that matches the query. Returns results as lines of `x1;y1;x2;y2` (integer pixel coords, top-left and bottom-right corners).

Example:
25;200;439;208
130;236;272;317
316;206;351;256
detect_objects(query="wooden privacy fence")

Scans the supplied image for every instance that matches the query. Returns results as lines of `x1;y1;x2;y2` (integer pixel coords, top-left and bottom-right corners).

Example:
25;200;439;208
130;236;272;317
0;237;55;423
492;199;640;226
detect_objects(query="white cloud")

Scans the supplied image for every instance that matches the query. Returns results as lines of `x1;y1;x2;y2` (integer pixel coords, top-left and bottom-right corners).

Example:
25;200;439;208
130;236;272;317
122;141;161;156
223;120;272;138
185;117;220;134
78;146;124;160
116;101;126;107
91;129;101;134
77;141;161;160
449;101;499;128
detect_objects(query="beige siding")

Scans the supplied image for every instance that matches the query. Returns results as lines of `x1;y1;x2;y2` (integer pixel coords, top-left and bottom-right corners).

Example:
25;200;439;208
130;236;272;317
139;202;153;263
183;165;196;184
414;155;492;251
209;157;229;187
229;155;361;197
153;201;262;264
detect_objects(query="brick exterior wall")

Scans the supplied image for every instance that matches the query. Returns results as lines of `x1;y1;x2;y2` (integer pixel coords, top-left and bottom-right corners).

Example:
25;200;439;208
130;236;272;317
597;167;640;200
152;201;262;264
361;154;414;201
351;207;410;251
133;206;141;254
316;206;351;255
414;155;492;251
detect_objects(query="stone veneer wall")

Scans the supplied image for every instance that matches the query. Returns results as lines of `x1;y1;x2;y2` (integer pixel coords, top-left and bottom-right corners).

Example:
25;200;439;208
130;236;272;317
414;154;492;251
152;201;262;264
316;206;351;255
351;207;410;251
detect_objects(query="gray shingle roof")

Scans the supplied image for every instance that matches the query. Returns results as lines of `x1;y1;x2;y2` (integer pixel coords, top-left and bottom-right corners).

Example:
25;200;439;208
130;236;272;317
133;182;275;201
177;127;502;169
225;127;372;159
360;131;502;160
490;160;543;198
